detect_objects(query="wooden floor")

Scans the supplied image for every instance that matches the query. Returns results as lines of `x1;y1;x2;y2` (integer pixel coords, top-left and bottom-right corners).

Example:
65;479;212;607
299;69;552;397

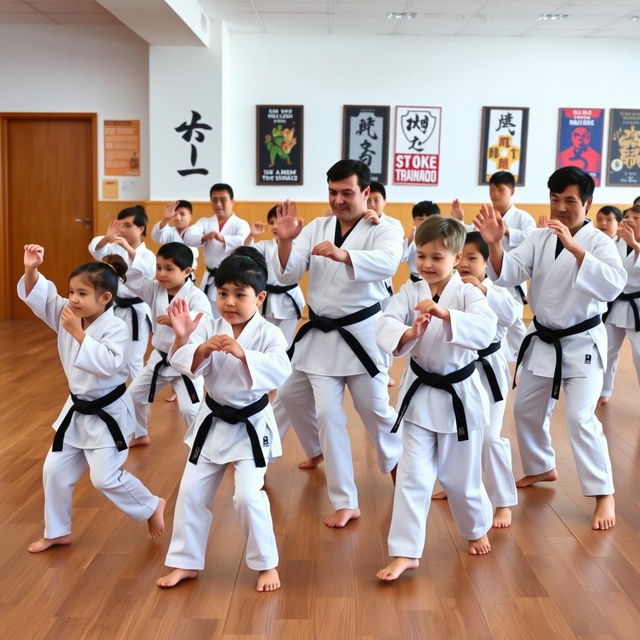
1;319;640;639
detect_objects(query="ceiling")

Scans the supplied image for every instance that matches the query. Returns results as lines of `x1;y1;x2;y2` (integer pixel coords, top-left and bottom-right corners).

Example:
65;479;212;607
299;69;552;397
198;0;640;38
1;0;639;38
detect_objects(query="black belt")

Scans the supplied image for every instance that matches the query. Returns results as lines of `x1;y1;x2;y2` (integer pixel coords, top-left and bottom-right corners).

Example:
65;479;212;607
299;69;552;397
115;296;145;341
603;291;640;332
264;283;302;319
148;350;200;404
392;358;476;441
189;393;269;467
513;314;601;399
410;273;421;283
514;285;528;305
204;267;218;296
287;302;381;377
52;383;128;452
477;340;503;402
385;282;393;296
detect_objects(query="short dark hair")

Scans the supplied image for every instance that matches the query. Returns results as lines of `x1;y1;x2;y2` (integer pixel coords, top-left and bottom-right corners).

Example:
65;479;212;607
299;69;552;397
412;201;441;218
597;206;623;222
465;231;489;261
489;171;515;190
214;246;268;294
267;205;278;222
209;183;234;199
69;256;127;310
326;159;370;190
624;205;640;217
118;204;147;236
157;242;194;270
176;199;193;213
547;167;594;204
369;181;386;200
633;195;640;206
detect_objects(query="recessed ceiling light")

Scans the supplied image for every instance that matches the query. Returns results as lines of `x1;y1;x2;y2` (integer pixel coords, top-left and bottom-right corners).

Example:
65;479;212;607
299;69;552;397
630;15;640;21
387;12;417;20
537;13;569;21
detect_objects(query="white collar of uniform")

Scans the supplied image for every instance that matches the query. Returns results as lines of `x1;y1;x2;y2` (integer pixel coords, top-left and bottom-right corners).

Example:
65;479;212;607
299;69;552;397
85;306;115;335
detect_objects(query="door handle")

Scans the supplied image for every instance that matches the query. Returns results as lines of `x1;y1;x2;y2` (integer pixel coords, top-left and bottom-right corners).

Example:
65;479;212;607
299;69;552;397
74;218;92;222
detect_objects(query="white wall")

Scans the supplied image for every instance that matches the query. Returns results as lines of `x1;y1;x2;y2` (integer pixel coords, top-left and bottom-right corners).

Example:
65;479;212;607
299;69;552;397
227;33;640;205
0;25;149;201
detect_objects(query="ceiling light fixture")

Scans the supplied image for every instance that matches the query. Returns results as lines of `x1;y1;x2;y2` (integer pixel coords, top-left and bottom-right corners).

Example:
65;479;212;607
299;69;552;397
630;15;640;21
387;12;417;20
537;14;569;21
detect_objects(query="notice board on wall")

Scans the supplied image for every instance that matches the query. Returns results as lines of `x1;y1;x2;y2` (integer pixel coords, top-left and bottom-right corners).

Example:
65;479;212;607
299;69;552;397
104;119;140;176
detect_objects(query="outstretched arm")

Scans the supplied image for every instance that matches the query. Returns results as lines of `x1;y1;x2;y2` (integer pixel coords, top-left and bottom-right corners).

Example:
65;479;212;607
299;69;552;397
23;244;44;297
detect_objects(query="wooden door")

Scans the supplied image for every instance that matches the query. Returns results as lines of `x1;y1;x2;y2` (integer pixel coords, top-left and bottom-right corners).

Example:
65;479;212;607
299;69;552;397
1;114;97;319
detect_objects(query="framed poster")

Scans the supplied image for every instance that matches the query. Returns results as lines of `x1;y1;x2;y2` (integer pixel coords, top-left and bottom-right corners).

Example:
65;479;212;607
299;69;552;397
557;108;604;186
342;105;389;183
478;107;528;185
607;108;640;186
104;119;140;176
256;105;303;185
393;106;442;185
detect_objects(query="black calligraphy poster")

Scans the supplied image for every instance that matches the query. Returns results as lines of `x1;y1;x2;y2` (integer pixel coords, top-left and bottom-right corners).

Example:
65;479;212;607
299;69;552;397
479;107;529;185
256;105;303;185
607;108;640;186
342;106;389;183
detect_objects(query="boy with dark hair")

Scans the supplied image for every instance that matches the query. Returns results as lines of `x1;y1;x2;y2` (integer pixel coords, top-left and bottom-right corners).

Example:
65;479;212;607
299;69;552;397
474;166;626;530
376;216;497;581
183;183;249;316
595;205;622;240
152;200;199;269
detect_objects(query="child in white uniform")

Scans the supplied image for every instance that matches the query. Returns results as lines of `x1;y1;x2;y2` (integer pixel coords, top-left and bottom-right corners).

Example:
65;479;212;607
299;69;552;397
157;247;291;592
600;205;640;404
89;205;155;379
402;201;441;284
120;242;212;446
475;167;626;530
18;245;164;553
244;205;305;346
151;200;199;270
376;216;496;582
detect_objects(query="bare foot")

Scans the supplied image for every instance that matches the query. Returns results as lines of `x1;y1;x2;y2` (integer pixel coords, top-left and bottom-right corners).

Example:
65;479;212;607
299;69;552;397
432;490;448;500
597;396;609;408
376;557;419;581
298;454;323;469
256;568;281;592
592;495;615;530
468;533;491;555
28;535;72;553
156;568;199;588
148;498;165;539
165;392;177;402
129;435;151;447
516;468;558;488
324;508;361;528
387;377;396;388
492;507;512;528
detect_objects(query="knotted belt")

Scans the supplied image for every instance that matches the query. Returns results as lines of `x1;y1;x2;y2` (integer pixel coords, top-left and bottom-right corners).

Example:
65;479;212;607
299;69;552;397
476;340;503;402
603;291;640;332
513;314;601;399
392;358;476;441
147;350;200;404
264;283;302;319
203;267;218;296
52;383;128;452
115;296;145;341
189;393;269;467
514;284;528;305
286;302;381;377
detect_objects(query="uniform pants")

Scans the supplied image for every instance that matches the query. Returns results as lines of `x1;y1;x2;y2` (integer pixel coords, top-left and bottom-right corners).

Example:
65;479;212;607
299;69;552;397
278;368;400;510
42;445;159;538
388;423;492;558
601;323;640;397
128;353;203;438
505;309;527;363
514;350;614;496
165;456;278;571
113;305;149;380
477;362;518;508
